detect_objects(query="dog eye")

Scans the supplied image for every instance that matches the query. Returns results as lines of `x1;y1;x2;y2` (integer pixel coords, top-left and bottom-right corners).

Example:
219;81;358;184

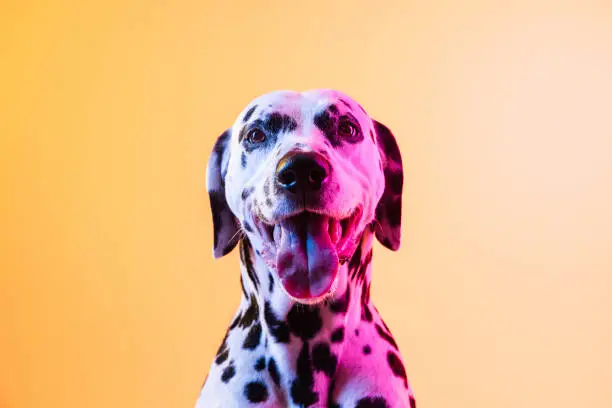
246;128;266;144
338;121;358;138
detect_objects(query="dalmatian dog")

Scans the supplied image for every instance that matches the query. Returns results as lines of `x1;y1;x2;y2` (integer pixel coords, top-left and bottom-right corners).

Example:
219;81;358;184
196;89;416;408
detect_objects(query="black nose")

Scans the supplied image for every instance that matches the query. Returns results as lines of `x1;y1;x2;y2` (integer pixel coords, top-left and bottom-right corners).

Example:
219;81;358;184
276;152;330;193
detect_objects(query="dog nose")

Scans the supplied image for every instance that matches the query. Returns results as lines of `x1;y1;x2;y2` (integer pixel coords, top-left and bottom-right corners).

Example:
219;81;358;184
276;152;330;193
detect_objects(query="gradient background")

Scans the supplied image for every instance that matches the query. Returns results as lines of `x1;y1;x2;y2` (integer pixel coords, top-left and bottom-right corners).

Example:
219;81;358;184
2;1;612;407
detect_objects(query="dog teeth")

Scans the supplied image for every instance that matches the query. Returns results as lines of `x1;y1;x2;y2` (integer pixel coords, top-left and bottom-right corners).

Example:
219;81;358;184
273;224;282;244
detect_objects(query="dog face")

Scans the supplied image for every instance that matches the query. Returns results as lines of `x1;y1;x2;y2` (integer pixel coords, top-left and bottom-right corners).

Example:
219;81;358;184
207;89;403;303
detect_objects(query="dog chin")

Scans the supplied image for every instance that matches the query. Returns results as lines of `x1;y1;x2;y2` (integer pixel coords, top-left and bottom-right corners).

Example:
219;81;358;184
250;207;361;302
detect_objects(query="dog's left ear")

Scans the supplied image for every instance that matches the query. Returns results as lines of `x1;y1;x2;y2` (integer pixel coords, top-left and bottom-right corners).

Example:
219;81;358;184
206;129;240;259
373;120;404;251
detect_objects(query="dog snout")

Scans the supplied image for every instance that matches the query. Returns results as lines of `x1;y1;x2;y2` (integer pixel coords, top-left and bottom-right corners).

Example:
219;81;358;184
276;152;330;193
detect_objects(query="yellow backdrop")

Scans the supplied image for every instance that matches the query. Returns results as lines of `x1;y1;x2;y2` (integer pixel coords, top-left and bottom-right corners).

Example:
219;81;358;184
2;1;611;407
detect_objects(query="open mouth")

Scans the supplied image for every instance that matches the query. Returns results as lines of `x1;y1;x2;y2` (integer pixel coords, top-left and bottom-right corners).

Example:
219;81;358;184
253;208;361;301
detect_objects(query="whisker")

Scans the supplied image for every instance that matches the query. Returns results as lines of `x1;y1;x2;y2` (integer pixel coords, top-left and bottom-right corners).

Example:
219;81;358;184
230;226;247;243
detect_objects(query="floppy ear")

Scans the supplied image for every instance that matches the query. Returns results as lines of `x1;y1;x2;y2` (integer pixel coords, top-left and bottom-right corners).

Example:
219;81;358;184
206;129;240;258
373;120;404;251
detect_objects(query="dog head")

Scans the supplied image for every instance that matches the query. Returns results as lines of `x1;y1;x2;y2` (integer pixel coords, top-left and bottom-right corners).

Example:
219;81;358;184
207;89;403;303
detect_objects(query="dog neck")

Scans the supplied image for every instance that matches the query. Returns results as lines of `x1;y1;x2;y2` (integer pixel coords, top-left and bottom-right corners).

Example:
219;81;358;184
232;226;381;405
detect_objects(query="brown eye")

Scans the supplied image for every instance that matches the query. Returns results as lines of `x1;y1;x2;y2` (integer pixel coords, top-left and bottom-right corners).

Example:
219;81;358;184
247;128;266;144
338;121;358;138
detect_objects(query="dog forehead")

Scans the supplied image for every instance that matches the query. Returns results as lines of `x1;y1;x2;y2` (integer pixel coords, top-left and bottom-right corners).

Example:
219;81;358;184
236;89;370;127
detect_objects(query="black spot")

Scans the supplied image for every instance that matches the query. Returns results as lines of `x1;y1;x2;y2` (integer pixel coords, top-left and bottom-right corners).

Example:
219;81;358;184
264;301;290;343
263;112;297;134
361;303;373;322
339;99;353;111
240;187;255;200
243;323;262;350
355;251;373;283
360;282;373;323
354;262;368;284
287;304;322;340
215;329;230;364
268;273;274;293
312;342;337;377
363;345;372;355
381;318;392;334
221;363;235;383
355;328;360;336
331;327;344;343
355;396;389;408
314;109;338;146
387;351;409;388
240;275;248;298
348;244;362;278
239;294;259;329
254;356;266;371
219;330;229;347
291;342;318;406
410;395;417;408
229;313;242;330
240;239;260;290
330;286;350;314
244;222;253;232
328;104;338;114
241;152;247;168
245;381;269;403
215;348;229;365
364;249;373;267
265;197;273;207
243;105;258;122
327;378;340;408
375;324;399;350
361;281;372;306
268;358;281;386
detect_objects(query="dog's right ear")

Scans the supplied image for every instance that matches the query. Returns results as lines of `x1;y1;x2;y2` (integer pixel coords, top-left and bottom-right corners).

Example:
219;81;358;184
206;129;240;259
372;120;403;251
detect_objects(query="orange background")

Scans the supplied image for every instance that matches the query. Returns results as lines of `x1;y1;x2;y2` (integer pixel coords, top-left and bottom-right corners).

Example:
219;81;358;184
2;1;611;407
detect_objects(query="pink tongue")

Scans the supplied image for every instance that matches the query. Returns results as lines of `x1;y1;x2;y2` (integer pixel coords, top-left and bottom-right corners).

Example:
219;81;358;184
276;213;339;299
